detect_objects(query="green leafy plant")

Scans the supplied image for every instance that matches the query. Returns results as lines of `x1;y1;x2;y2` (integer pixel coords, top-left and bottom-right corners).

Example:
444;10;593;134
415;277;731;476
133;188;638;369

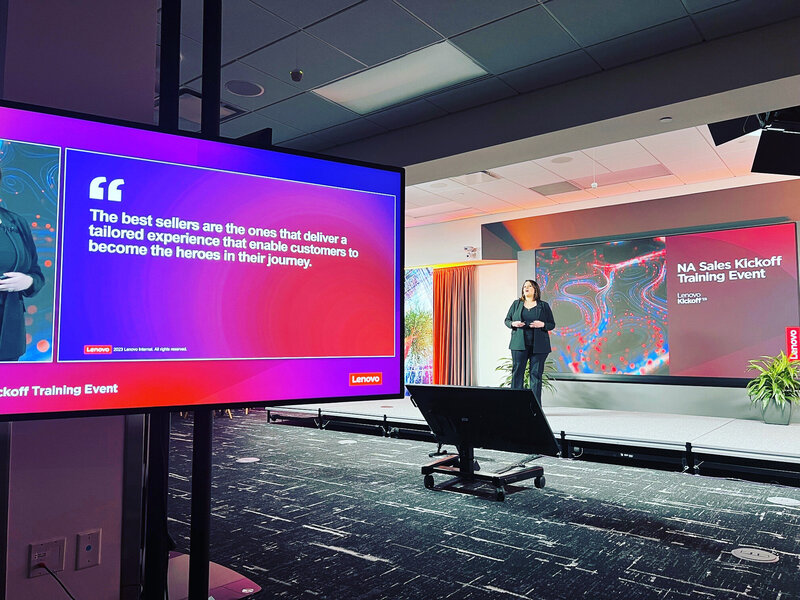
495;357;557;394
745;351;800;413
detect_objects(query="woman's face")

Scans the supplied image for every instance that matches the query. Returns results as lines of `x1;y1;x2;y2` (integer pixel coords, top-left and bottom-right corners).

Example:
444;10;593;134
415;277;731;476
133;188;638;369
522;281;534;297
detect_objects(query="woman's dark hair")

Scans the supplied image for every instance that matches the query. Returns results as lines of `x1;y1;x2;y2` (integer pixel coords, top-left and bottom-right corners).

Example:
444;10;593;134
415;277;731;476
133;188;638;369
519;279;541;301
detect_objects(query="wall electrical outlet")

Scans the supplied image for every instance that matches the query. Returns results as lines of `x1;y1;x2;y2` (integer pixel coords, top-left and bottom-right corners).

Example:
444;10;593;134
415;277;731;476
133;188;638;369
76;529;102;570
28;538;66;578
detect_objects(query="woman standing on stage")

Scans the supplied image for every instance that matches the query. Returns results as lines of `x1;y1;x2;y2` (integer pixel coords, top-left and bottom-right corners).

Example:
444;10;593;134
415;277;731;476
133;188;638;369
504;279;555;404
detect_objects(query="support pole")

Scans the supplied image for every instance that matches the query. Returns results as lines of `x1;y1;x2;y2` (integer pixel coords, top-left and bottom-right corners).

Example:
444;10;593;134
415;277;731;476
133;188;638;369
189;3;221;595
188;409;213;600
143;1;181;596
200;0;222;139
158;0;181;132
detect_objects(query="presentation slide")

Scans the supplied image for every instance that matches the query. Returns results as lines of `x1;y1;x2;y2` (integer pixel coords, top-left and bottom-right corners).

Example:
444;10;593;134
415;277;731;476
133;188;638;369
536;223;799;378
0;104;403;417
59;150;394;361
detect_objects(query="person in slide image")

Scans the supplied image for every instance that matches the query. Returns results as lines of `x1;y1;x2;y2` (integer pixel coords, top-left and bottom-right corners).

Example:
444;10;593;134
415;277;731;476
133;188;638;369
504;279;555;404
0;167;45;361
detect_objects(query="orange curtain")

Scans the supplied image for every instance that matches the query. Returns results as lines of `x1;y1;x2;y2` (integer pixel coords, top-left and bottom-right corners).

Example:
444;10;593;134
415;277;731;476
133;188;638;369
433;265;474;385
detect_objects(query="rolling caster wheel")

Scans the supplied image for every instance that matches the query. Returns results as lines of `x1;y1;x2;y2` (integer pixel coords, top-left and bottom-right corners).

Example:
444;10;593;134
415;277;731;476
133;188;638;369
424;474;434;489
534;476;546;489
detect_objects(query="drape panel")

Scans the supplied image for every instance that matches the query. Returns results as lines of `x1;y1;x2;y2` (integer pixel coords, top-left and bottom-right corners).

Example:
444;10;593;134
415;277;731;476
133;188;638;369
433;265;474;385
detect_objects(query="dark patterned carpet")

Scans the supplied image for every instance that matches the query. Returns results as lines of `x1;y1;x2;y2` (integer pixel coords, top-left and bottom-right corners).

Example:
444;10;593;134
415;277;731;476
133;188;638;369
168;411;800;599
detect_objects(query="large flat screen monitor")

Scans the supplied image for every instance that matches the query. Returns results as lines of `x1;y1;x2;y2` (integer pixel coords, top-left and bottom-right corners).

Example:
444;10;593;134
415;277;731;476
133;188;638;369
0;103;403;418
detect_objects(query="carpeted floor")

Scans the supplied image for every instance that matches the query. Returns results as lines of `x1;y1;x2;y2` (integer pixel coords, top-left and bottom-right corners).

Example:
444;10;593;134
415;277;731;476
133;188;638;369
168;411;800;599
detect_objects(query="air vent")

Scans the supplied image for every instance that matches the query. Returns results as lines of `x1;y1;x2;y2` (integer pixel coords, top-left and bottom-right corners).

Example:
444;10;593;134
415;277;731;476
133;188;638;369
530;181;580;196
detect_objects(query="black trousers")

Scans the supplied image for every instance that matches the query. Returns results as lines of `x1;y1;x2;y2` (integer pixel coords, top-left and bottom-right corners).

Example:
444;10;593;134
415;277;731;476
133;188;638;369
511;347;547;405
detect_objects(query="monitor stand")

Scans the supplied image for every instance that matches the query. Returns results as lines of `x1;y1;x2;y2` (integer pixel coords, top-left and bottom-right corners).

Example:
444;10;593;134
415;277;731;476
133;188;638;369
421;443;545;501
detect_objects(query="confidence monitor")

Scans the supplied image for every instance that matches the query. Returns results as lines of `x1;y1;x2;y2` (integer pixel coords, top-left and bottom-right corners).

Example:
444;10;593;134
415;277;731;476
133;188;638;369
0;101;404;419
407;384;560;500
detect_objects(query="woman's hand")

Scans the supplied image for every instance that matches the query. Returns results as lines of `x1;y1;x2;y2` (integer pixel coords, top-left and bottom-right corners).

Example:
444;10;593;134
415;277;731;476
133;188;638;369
530;320;545;328
511;320;525;328
0;272;34;292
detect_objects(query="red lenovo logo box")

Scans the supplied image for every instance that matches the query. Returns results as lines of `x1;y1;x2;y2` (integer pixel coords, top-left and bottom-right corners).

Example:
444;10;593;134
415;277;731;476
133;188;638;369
787;327;800;361
349;372;382;386
84;345;112;354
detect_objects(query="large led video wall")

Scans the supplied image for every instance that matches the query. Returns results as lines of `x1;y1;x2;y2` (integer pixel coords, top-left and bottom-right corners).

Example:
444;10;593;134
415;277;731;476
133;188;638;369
0;104;403;417
536;223;799;378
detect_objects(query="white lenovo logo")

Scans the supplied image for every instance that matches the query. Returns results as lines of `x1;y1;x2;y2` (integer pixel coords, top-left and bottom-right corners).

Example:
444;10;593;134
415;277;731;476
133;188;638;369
89;177;125;201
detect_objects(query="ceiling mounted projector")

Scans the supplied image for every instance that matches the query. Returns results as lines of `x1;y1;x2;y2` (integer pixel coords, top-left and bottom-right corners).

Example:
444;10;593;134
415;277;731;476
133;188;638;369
708;106;800;176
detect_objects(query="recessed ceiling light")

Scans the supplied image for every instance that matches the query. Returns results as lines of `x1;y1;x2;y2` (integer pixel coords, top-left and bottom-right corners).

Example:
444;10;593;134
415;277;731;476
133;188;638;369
430;182;449;188
313;42;486;115
225;80;264;97
659;116;673;123
551;156;573;164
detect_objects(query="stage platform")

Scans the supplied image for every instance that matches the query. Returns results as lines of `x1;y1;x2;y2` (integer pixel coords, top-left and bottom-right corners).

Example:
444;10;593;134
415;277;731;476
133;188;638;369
268;398;800;485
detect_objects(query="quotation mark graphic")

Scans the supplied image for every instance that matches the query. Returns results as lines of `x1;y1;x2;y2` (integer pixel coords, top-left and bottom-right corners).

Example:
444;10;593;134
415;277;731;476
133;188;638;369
89;177;125;202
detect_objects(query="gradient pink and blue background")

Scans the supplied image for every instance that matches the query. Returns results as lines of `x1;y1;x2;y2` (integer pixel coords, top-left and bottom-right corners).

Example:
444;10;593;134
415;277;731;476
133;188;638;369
0;105;403;417
666;223;799;377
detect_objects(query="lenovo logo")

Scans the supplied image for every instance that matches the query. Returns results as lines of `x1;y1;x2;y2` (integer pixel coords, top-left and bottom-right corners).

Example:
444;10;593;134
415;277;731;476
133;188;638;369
349;372;382;386
787;327;800;361
84;345;112;354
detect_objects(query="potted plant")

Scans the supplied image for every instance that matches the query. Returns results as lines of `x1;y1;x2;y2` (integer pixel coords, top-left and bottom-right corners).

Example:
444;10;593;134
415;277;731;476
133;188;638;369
746;351;800;425
495;357;557;394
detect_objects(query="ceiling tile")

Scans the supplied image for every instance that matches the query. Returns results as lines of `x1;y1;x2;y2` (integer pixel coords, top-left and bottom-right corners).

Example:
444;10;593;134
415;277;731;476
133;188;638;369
469;178;553;208
426;77;517;113
218;61;299;111
396;0;538;37
587;140;659;171
407;201;473;217
534;151;611;180
180;35;203;84
255;93;359;133
367;99;447;130
672;165;734;184
713;133;760;176
221;0;296;63
425;208;487;222
241;32;363;91
628;174;685;191
570;164;672;188
451;5;579;74
433;185;519;212
406;186;451;207
178;117;200;133
314;118;387;149
180;0;203;42
490;160;564;188
690;0;800;40
417;179;468;194
637;127;716;165
585;182;639;198
307;0;442;66
220;111;304;142
545;0;688;47
277;132;329;152
681;0;736;12
584;17;702;69
499;50;599;93
250;0;361;28
548;189;595;203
